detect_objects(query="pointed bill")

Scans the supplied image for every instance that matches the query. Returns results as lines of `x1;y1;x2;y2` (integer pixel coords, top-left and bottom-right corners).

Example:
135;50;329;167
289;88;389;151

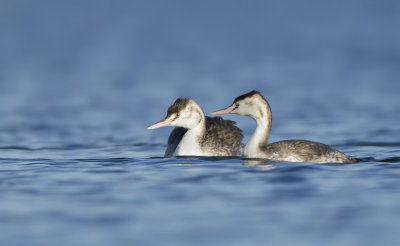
147;119;172;130
210;105;234;115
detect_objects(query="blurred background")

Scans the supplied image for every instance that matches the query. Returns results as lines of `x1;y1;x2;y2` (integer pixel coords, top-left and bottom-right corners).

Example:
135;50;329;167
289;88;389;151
1;0;399;147
1;1;400;246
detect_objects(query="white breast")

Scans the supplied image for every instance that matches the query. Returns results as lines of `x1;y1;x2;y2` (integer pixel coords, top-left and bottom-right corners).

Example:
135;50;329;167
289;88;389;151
176;126;206;156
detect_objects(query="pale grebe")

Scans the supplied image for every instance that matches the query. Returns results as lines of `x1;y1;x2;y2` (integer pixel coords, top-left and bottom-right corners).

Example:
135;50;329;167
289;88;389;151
148;98;243;157
211;91;352;163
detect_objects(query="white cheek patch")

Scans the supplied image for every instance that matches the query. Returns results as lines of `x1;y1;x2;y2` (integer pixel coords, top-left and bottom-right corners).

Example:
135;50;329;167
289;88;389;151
242;99;265;117
238;103;253;116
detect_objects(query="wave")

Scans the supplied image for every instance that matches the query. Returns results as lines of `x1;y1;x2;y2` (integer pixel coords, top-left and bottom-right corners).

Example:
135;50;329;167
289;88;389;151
339;141;400;147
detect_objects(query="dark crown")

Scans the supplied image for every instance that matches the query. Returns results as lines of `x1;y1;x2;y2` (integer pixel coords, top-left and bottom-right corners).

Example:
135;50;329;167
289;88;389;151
233;90;261;103
166;98;190;116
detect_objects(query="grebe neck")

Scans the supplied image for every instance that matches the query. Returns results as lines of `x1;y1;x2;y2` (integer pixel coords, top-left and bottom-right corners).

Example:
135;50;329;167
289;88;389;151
244;102;272;157
176;107;207;155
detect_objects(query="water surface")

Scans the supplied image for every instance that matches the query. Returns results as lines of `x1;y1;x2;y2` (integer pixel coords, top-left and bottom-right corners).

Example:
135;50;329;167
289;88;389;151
1;1;400;245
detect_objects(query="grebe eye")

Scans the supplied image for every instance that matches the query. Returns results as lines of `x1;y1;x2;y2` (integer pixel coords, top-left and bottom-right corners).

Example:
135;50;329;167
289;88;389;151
234;104;239;110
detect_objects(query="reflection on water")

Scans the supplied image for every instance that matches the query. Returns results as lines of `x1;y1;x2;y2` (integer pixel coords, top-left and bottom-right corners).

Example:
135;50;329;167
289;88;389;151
243;158;278;170
1;142;400;246
1;0;400;246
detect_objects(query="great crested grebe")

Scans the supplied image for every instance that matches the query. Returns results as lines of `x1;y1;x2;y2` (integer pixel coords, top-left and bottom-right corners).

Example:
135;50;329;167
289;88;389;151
211;91;352;163
148;97;243;157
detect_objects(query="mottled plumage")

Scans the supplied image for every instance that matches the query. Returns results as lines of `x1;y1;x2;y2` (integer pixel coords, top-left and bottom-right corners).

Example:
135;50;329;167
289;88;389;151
199;116;243;156
148;97;243;157
212;91;353;163
261;140;351;163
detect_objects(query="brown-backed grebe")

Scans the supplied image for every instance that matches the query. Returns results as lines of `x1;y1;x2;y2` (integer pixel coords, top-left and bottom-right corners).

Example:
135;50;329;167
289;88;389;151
148;98;243;157
211;91;352;163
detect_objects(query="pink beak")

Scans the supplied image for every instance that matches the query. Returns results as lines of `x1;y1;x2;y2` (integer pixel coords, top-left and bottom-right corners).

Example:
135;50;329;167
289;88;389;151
210;105;234;115
147;119;172;130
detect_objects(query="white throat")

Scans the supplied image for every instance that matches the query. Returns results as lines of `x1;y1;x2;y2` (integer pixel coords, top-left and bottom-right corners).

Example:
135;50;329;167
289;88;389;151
243;103;271;158
177;122;205;156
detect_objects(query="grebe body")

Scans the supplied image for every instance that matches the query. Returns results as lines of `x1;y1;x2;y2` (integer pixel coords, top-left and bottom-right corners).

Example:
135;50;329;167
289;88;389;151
212;91;352;163
148;98;243;157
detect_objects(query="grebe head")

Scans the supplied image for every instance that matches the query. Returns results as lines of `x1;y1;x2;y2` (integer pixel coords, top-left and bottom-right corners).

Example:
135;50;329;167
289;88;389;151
148;98;204;130
211;90;269;119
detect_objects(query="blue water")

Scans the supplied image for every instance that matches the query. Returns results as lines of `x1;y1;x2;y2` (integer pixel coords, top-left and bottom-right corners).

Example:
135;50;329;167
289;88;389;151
1;1;400;245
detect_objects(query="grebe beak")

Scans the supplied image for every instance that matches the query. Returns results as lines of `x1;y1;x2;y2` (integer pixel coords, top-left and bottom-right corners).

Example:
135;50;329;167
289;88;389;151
147;119;173;129
210;105;235;115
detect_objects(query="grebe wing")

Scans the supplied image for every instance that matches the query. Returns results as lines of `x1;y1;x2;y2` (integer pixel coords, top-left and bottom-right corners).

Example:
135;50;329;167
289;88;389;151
203;116;244;156
263;140;351;163
164;127;187;157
